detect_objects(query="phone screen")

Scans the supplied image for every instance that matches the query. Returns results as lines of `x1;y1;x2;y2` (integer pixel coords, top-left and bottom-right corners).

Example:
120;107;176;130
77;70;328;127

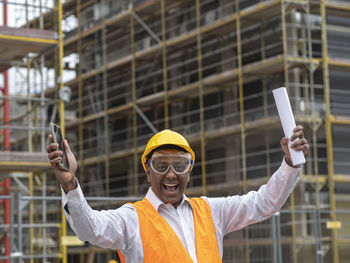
50;123;69;170
53;125;64;152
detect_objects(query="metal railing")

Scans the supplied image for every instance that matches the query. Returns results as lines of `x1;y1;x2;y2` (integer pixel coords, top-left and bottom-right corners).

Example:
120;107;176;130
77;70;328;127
0;194;140;263
223;209;350;263
2;192;349;263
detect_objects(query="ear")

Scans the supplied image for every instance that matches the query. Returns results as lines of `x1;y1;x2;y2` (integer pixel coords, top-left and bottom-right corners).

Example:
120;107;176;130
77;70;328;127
186;171;191;183
186;171;191;187
146;166;151;183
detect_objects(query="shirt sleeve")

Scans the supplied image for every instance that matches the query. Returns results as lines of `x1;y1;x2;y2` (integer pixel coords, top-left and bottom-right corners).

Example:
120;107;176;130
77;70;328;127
206;158;301;236
61;181;139;251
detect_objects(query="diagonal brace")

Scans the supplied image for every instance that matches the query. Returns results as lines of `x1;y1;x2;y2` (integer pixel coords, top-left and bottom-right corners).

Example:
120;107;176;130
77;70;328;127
134;104;158;134
131;11;162;44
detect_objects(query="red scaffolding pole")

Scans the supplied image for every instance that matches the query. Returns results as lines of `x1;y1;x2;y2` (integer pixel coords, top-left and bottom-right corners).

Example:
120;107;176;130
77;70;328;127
2;0;10;152
0;178;11;263
1;1;11;262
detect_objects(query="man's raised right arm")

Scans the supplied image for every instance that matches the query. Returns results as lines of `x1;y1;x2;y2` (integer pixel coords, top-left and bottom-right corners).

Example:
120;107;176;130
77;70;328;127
46;137;137;250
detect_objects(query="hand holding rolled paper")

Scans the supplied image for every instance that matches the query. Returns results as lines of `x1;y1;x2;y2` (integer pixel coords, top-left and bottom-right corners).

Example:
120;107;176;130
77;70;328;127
273;87;306;166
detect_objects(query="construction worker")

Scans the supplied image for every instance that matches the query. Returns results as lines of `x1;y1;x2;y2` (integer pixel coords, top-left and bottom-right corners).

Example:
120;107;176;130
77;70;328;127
47;127;309;263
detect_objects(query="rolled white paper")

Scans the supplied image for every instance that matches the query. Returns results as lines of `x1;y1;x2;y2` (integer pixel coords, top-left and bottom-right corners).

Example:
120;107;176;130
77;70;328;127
273;87;306;166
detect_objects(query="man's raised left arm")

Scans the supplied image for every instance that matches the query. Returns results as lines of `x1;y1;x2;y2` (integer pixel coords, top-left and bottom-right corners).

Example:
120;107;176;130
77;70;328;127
206;126;309;235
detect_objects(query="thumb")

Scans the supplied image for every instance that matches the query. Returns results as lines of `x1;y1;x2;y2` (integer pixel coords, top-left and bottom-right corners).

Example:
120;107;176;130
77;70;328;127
63;139;71;153
63;139;77;173
280;137;288;146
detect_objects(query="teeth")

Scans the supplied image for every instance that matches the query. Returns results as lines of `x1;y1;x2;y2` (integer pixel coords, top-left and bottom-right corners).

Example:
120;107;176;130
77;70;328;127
164;184;177;191
164;184;176;187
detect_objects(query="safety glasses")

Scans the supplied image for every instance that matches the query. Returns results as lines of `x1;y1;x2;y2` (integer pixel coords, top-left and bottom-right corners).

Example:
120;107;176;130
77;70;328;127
148;155;193;175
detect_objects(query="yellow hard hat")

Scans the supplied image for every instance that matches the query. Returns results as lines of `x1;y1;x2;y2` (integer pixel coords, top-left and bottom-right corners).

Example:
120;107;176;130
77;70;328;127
141;129;195;173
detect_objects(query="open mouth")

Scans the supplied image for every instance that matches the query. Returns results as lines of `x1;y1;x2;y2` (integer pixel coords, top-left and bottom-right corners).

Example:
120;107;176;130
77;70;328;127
163;183;178;192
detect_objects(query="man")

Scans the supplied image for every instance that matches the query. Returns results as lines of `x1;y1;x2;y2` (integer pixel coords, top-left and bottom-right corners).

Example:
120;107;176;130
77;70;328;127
47;127;309;263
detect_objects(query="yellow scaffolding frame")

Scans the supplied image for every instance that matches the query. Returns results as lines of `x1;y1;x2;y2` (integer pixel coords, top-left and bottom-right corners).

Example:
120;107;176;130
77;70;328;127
195;0;207;196
56;0;67;262
0;34;57;44
161;0;169;129
235;0;250;261
130;1;139;196
102;0;110;196
11;0;350;261
77;0;85;186
321;1;339;263
280;1;297;262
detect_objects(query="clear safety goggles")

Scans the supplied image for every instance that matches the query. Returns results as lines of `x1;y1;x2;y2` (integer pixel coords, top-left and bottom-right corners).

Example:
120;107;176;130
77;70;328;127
148;155;193;175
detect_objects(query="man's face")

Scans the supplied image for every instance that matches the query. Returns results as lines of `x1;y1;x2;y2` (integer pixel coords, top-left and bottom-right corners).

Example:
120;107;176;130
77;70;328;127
146;149;191;208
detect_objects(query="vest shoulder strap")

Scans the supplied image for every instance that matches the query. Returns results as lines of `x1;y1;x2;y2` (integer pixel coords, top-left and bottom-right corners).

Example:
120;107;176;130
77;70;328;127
189;197;222;263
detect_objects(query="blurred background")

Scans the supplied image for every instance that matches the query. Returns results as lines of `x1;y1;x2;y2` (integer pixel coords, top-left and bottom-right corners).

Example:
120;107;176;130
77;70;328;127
0;0;349;262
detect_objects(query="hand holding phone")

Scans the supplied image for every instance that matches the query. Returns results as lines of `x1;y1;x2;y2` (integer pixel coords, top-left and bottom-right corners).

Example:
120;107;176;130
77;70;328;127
49;123;69;171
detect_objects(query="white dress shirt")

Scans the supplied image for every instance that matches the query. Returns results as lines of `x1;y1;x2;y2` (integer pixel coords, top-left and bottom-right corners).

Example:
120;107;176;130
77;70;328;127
62;159;300;262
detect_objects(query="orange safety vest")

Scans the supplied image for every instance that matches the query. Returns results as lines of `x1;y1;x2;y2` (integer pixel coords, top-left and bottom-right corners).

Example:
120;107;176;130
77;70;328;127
118;198;222;263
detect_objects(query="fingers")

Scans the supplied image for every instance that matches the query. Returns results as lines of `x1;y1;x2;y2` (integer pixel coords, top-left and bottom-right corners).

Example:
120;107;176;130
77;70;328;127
291;138;307;150
303;140;310;156
293;125;303;133
290;125;304;141
280;137;288;146
50;156;62;167
290;125;309;156
46;142;59;154
291;137;310;158
281;125;309;162
47;148;63;161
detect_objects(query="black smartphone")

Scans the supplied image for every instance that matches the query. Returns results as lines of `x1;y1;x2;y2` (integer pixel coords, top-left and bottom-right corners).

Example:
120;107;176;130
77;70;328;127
49;123;69;170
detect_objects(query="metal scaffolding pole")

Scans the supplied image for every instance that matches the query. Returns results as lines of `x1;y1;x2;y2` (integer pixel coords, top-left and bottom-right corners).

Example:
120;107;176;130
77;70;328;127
2;0;10;152
41;172;47;263
235;0;249;261
301;0;323;210
102;0;111;196
26;33;34;262
272;212;282;263
9;193;14;263
314;210;324;263
130;1;139;195
281;2;297;262
17;192;23;263
131;11;161;44
161;0;169;129
281;0;289;90
56;0;67;261
39;0;45;155
320;1;339;263
77;0;85;185
134;104;157;133
27;58;33;153
29;173;34;263
1;179;11;263
196;0;207;196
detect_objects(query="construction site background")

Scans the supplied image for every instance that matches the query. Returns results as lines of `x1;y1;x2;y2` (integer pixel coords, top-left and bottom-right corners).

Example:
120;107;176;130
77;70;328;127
0;0;350;262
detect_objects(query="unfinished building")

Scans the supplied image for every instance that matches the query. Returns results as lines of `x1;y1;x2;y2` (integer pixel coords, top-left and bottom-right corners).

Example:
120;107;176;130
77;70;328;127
0;0;350;262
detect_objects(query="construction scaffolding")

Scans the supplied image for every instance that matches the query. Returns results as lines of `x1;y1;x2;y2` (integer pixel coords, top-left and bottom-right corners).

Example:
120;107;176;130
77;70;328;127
1;0;350;262
0;0;68;262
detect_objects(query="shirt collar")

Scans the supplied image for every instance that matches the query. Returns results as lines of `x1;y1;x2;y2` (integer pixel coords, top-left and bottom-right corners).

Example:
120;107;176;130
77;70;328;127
145;187;192;211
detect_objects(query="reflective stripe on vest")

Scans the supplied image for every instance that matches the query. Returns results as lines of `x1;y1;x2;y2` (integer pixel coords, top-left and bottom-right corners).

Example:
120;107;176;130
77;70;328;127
118;198;222;263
